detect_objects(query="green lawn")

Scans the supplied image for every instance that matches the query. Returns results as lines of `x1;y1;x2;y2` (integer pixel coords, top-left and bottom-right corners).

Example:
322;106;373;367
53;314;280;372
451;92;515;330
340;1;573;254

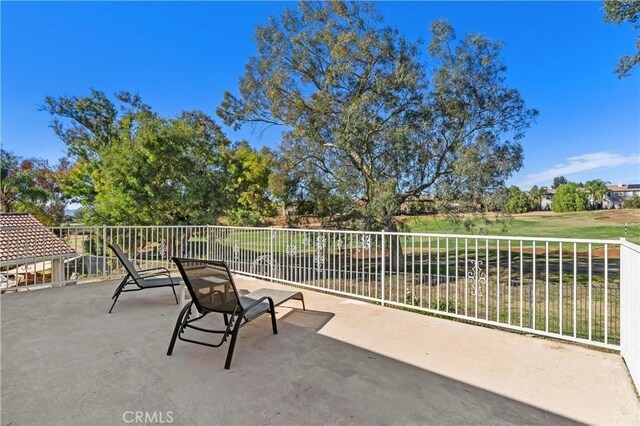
405;210;640;244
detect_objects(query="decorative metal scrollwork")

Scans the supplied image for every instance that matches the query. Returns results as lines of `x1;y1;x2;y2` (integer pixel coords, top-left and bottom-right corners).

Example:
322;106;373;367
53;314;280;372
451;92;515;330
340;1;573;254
285;244;297;257
315;235;327;272
251;254;281;279
158;240;168;259
467;259;486;297
358;234;371;252
232;241;240;261
316;235;327;250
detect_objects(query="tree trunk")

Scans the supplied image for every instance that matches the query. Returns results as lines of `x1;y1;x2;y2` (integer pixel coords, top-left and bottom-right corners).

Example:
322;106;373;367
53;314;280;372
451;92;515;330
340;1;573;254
386;217;405;273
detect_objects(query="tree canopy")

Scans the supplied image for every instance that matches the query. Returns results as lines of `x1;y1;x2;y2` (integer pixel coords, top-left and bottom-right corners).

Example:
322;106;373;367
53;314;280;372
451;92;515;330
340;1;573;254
218;1;537;230
551;183;588;212
43;91;233;225
223;142;275;225
0;150;68;225
552;176;568;189
584;179;608;209
504;186;532;214
603;0;640;78
528;185;548;211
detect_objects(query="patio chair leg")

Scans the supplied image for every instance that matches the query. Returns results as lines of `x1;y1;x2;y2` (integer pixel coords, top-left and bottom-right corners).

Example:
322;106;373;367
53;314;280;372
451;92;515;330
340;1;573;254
223;314;229;326
224;317;243;370
268;298;278;334
108;290;122;313
167;302;193;356
111;276;128;299
171;285;178;304
108;276;130;313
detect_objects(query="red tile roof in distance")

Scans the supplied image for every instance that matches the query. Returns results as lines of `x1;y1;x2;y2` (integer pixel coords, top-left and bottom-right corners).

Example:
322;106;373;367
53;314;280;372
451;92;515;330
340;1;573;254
0;213;75;264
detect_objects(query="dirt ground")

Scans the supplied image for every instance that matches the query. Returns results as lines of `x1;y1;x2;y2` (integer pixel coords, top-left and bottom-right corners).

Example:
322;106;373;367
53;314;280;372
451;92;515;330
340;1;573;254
519;209;640;223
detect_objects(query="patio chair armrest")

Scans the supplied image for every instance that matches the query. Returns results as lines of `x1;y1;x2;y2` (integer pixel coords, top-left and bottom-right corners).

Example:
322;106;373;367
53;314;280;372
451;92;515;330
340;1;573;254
138;267;174;282
138;266;171;276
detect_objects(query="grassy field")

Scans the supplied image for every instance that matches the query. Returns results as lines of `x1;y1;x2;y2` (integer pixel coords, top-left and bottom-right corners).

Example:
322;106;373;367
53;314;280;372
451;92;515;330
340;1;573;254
404;209;640;243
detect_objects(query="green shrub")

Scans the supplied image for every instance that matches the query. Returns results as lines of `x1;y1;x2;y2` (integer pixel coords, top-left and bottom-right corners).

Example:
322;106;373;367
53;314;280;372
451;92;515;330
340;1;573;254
552;183;588;212
226;209;263;226
624;196;640;209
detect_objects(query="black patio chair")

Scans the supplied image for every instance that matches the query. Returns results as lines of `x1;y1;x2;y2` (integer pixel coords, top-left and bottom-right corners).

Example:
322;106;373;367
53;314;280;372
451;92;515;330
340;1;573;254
168;257;305;369
108;243;180;313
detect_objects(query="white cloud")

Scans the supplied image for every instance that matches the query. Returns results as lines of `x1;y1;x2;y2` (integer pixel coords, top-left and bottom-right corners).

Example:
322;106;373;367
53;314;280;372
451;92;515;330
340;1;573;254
516;151;640;188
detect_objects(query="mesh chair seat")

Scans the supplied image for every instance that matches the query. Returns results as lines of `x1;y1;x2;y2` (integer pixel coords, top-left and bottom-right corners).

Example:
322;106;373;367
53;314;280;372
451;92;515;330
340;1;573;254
241;289;304;320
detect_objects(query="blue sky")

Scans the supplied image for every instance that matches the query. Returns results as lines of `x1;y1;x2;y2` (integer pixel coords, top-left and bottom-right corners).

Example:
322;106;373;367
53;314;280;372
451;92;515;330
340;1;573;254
2;1;639;189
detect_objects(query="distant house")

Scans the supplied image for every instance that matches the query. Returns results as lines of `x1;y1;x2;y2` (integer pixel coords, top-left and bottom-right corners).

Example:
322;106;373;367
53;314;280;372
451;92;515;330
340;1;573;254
603;184;640;209
531;184;639;210
0;213;75;289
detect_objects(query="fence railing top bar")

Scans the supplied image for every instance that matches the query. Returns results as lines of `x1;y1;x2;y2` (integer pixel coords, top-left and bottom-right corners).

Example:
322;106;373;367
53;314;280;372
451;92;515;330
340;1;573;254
47;225;208;229
208;225;622;245
208;225;277;232
29;223;621;246
620;238;640;252
378;232;621;245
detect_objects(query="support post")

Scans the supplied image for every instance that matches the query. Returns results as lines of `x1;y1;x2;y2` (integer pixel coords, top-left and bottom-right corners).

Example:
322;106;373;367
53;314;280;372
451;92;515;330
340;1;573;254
270;228;274;282
102;225;107;278
381;231;386;307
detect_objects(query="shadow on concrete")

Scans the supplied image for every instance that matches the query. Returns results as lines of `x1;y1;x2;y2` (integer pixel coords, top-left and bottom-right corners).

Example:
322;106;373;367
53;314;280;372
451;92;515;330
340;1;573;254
1;282;577;425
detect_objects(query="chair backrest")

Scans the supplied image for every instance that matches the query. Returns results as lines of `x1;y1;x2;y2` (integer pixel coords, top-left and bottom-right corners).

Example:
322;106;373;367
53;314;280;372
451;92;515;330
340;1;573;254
108;243;141;280
172;258;242;314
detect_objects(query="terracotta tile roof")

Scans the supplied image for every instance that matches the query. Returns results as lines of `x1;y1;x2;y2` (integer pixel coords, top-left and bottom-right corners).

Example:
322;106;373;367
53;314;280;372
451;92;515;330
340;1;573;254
0;213;75;264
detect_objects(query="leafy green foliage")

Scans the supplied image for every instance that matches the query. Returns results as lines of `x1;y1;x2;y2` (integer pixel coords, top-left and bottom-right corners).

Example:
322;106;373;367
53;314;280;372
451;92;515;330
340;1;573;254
43;91;231;225
223;142;275;225
551;176;568;189
584;179;608;209
218;1;537;231
504;186;532;213
528;185;548;211
624;195;640;208
551;183;588;212
0;150;68;225
603;0;640;78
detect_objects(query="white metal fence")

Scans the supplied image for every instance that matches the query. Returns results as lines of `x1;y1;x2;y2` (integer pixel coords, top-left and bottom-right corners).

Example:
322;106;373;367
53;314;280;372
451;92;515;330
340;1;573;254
0;225;209;290
620;239;640;391
1;225;632;353
210;226;622;350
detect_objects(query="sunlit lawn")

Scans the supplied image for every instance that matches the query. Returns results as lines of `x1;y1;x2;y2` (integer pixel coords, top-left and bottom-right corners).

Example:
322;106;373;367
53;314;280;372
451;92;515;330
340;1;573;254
405;209;640;244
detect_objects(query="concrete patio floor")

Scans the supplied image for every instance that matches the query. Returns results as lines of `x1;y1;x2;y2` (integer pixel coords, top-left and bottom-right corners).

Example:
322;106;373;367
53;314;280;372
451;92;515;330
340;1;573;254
1;276;638;425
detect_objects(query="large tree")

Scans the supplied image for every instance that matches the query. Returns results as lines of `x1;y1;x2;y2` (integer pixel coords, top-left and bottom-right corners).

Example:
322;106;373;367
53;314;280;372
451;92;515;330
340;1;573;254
222;142;275;225
528;185;548;211
0;150;67;225
218;1;537;232
604;0;640;78
584;179;608;209
43;91;231;225
552;176;568;189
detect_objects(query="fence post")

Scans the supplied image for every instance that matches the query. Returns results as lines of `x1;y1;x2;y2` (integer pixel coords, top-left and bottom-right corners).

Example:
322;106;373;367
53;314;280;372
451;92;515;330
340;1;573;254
270;228;274;282
381;231;386;307
620;237;640;393
102;225;107;278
